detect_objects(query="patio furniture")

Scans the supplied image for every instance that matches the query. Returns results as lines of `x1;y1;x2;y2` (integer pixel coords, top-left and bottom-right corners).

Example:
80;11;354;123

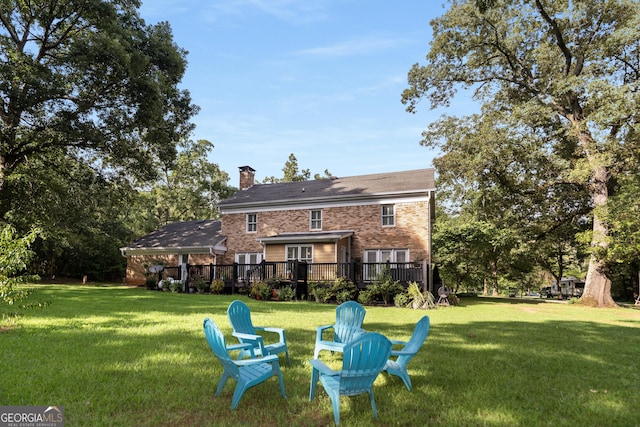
227;299;291;365
203;318;286;409
314;301;366;358
309;332;392;425
383;315;431;391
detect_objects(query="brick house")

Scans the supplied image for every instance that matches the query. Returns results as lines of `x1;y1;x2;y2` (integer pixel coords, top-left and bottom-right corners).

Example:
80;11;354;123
120;220;226;286
121;166;436;288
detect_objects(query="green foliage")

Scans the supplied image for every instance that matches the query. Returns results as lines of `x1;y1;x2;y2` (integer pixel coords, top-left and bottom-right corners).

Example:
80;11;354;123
0;1;217;282
331;277;357;304
192;275;208;293
0;2;197;190
0;225;42;320
403;0;640;304
209;279;224;295
405;282;437;309
136;139;235;229
393;292;409;308
368;268;404;306
262;153;333;183
168;280;183;293
145;277;157;290
357;288;375;305
308;281;332;303
277;286;295;302
250;281;272;301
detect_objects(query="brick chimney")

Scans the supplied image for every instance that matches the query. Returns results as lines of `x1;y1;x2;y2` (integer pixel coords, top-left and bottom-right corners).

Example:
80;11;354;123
239;166;256;190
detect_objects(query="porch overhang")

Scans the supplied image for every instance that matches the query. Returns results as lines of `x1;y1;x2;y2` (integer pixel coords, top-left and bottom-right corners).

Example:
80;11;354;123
258;230;354;244
120;244;227;257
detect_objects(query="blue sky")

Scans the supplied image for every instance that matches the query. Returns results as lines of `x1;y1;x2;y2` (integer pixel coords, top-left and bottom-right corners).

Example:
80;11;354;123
139;1;474;184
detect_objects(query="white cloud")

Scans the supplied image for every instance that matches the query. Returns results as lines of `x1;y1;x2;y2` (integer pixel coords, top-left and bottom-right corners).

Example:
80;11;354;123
293;35;410;58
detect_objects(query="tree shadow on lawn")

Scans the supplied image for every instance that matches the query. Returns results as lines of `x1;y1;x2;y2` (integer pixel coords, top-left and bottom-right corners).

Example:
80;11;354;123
8;286;639;425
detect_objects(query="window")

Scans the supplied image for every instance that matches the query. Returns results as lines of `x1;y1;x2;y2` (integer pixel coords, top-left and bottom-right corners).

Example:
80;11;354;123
381;204;395;226
310;209;322;230
235;252;262;265
286;245;313;262
235;252;263;282
363;248;409;280
246;213;257;232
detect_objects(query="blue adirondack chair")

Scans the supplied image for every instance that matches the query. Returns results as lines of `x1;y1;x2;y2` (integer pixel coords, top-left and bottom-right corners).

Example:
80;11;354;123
383;315;431;391
309;332;392;425
203;318;286;410
314;301;366;358
227;300;291;365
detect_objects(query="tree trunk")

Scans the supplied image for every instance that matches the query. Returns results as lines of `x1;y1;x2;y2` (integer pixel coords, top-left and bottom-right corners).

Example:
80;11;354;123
581;164;616;307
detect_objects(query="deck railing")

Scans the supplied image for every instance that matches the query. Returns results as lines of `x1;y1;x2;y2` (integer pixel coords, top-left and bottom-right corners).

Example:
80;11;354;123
163;260;427;294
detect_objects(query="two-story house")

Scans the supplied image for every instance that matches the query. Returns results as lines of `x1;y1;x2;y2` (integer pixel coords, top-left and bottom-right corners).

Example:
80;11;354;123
121;166;436;289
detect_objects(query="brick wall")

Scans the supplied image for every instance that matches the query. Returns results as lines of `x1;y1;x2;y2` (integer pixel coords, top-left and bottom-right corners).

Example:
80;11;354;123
220;200;430;263
125;253;216;286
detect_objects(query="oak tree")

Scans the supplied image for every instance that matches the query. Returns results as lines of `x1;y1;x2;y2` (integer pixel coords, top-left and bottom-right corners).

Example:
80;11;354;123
404;0;640;306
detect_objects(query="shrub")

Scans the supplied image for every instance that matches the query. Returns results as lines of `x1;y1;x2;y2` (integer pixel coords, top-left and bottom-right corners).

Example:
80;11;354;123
168;280;183;293
192;275;208;293
369;281;404;306
210;279;224;294
309;281;332;303
394;292;409;308
357;289;375;305
145;277;157;290
331;277;357;303
277;285;295;301
250;281;272;301
406;282;437;309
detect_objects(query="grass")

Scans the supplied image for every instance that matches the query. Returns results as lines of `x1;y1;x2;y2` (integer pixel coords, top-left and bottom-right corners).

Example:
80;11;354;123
2;285;639;426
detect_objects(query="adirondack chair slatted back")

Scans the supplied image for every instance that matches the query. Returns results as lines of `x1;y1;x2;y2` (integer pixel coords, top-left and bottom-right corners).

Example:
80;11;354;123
334;301;366;343
383;315;431;391
397;316;430;365
226;300;291;364
203;319;240;378
227;300;256;335
340;333;392;396
203;317;287;409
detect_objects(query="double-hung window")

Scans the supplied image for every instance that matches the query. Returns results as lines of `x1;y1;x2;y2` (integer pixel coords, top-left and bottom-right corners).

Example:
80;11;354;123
363;248;409;280
286;245;313;263
310;209;322;230
381;204;395;226
246;213;257;233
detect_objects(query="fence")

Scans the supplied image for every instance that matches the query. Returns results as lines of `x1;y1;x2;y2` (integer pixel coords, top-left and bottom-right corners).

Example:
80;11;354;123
163;260;428;295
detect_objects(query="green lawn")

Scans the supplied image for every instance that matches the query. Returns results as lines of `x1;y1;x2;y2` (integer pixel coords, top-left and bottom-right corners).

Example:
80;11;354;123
2;285;639;426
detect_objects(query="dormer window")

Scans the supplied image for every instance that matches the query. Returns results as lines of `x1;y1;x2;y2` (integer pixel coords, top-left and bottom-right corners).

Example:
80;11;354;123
246;213;257;233
310;209;322;230
381;204;395;226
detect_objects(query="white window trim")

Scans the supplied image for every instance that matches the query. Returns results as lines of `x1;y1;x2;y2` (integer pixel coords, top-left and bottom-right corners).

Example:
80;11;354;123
364;248;409;263
286;244;314;262
381;204;395;227
310;209;322;230
246;213;257;233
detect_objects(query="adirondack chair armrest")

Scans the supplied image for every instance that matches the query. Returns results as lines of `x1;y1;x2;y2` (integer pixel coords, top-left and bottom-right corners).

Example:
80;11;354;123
258;326;286;341
389;339;408;346
232;331;265;345
235;354;279;367
226;342;256;357
310;358;338;377
315;324;334;341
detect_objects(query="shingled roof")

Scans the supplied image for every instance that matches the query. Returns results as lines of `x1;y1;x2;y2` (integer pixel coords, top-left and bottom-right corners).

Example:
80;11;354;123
120;220;226;255
218;168;435;209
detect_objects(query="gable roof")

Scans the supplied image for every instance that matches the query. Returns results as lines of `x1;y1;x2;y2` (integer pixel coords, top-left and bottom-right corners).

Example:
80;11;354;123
218;168;435;210
120;219;226;255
